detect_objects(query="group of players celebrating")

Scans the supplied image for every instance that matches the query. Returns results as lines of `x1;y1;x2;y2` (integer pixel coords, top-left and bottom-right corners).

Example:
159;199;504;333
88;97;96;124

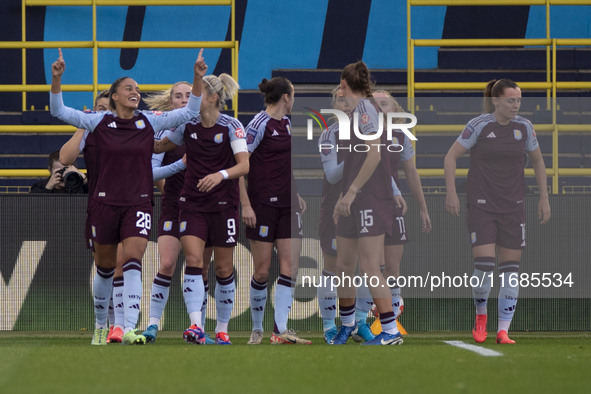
50;47;549;346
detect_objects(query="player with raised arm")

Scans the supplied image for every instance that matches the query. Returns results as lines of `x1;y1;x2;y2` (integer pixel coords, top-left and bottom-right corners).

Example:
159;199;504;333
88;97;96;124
240;77;311;345
444;79;550;344
154;73;248;345
50;48;206;345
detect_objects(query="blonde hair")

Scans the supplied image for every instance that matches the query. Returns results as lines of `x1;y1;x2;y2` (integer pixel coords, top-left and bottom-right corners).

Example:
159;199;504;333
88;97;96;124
330;85;342;108
143;81;192;111
203;73;239;110
373;90;405;123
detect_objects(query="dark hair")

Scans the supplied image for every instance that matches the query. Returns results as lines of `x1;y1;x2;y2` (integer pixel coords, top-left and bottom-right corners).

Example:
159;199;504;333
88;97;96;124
94;89;110;109
484;79;519;113
48;150;61;170
108;76;132;110
258;77;293;105
341;61;374;98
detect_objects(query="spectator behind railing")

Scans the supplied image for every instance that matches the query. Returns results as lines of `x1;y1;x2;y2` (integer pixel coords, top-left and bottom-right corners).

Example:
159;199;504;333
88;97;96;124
29;150;88;194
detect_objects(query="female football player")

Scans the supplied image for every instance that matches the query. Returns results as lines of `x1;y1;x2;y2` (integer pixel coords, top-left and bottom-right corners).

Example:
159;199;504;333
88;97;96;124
50;48;206;345
444;78;550;344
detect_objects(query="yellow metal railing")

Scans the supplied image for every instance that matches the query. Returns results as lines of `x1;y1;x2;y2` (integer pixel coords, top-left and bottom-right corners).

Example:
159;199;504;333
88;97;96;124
0;0;238;180
408;0;591;193
0;0;238;113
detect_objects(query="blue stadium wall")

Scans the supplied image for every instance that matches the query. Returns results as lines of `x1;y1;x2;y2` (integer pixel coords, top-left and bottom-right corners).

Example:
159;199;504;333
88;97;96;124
1;1;591;110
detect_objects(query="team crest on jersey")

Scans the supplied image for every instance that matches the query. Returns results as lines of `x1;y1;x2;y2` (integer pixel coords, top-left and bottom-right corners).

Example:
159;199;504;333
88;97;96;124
135;120;146;129
163;221;172;232
391;137;399;145
462;125;474;139
180;221;187;233
214;133;224;144
513;130;522;140
235;128;245;138
259;226;269;237
92;226;96;238
331;238;337;251
286;124;291;135
470;232;477;244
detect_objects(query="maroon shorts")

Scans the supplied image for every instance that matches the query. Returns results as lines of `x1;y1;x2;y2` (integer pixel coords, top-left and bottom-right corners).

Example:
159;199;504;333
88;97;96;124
245;202;303;242
319;204;337;256
384;205;410;246
89;201;153;245
179;206;239;247
335;197;393;239
466;204;526;250
158;200;180;239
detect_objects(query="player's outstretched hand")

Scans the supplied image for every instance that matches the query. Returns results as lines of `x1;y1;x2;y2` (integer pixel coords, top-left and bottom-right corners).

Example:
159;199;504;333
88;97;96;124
194;48;208;79
52;48;65;78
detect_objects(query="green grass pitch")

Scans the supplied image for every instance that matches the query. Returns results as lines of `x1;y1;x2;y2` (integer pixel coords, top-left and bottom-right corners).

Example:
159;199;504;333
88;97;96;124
1;331;590;393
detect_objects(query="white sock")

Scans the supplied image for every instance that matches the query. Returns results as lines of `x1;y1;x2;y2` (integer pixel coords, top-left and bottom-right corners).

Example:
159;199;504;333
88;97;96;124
201;280;209;329
472;257;495;315
390;286;402;317
250;277;267;332
355;282;373;324
498;261;520;332
317;270;337;331
148;272;171;329
112;276;124;329
122;260;142;331
183;266;204;327
93;266;114;329
215;273;235;334
274;275;294;334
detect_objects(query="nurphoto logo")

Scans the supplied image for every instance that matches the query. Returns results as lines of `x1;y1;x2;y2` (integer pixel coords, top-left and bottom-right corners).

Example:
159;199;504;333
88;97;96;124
305;108;418;153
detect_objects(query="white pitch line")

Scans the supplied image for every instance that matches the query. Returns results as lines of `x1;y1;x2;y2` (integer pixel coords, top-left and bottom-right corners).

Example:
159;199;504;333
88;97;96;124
443;340;503;357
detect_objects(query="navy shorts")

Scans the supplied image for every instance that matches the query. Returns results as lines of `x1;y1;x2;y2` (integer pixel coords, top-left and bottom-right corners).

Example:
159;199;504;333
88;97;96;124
336;197;393;239
89;201;153;245
245;202;303;242
466;204;526;250
384;205;410;246
179;205;239;247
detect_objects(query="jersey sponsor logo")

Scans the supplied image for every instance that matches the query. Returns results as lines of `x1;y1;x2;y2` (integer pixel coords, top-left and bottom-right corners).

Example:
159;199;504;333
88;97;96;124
153;111;163;116
477;199;486;204
235;128;245;138
190;133;198;140
486;132;496;138
163;221;172;231
259;226;269;237
270;197;278;202
513;129;522;140
107;121;117;128
135;120;145;129
180;221;187;233
214;133;224;144
139;228;148;235
461;125;474;139
361;113;369;124
179;197;186;202
218;201;227;205
98;192;106;197
271;130;279;136
470;232;477;244
226;236;236;243
247;134;255;144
